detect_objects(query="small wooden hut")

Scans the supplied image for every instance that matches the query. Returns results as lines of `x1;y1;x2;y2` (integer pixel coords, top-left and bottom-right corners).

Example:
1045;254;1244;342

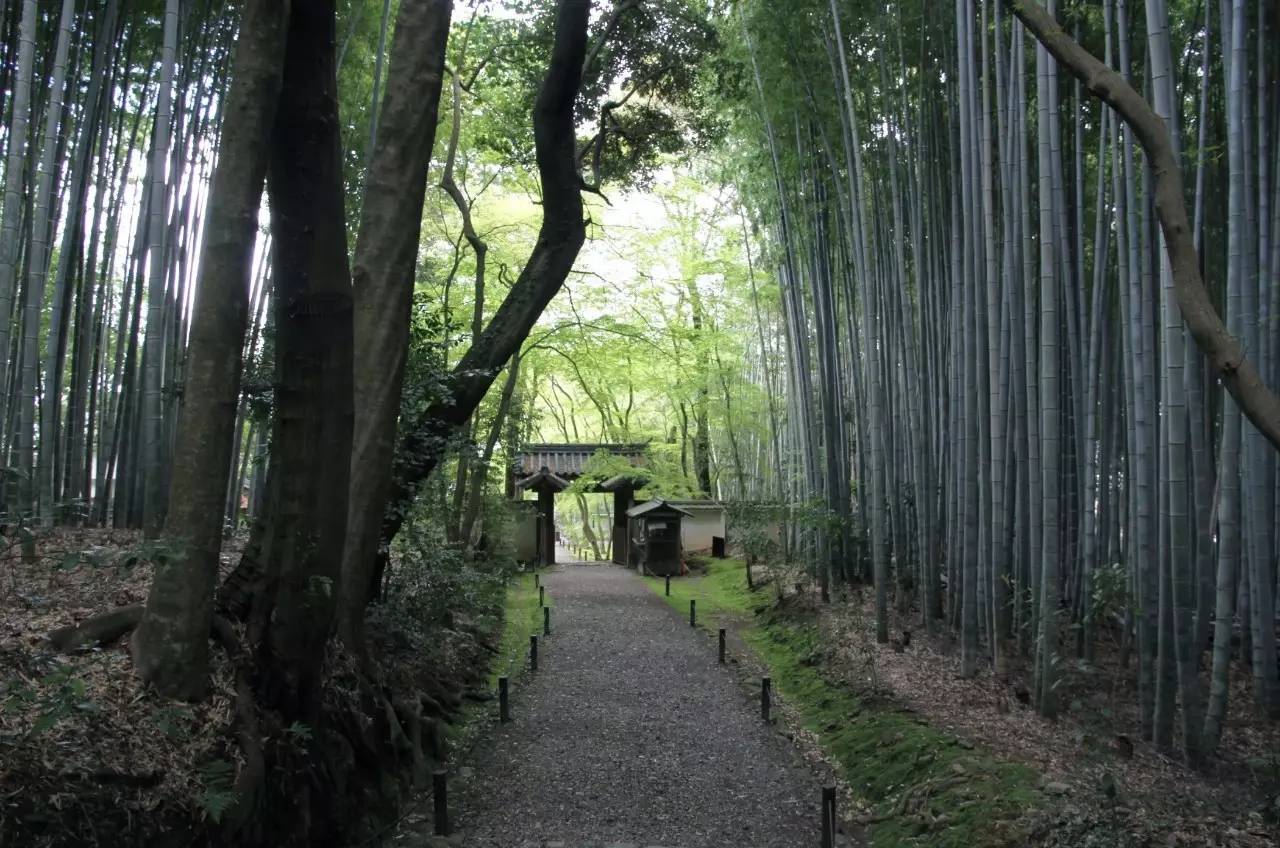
626;499;692;577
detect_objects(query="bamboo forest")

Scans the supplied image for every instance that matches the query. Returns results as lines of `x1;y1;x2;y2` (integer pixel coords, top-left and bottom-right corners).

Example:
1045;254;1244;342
2;0;1279;845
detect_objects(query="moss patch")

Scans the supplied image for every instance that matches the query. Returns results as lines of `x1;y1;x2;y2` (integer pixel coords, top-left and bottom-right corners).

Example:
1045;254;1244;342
444;571;548;749
486;571;548;689
644;560;1045;847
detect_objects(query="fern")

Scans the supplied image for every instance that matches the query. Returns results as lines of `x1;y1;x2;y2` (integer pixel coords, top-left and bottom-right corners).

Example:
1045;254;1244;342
197;759;238;823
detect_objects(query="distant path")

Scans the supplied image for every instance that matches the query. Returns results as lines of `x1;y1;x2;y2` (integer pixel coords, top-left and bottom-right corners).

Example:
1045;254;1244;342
449;563;832;848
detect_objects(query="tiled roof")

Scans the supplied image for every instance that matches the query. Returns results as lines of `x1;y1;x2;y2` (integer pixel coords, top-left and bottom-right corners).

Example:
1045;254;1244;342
515;443;647;479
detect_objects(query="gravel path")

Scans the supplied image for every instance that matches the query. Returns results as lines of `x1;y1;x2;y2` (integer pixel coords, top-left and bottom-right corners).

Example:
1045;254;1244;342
449;563;833;848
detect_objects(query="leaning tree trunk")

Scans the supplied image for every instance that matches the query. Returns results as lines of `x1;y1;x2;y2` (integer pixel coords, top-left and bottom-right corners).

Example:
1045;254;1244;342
335;0;454;651
360;0;591;606
131;0;289;702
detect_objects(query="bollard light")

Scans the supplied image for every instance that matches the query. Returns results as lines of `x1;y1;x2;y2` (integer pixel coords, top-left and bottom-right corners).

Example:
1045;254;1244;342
761;676;772;722
498;676;510;722
821;785;837;848
530;634;539;671
433;770;450;836
718;628;726;663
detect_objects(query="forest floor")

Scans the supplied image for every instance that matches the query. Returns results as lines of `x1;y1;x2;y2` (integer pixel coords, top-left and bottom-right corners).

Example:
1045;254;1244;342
656;557;1279;848
1;528;223;844
821;590;1280;848
0;528;504;847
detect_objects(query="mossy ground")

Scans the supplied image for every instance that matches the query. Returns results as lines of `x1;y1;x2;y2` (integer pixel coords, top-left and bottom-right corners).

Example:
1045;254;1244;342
644;559;1046;847
486;570;548;688
444;570;549;750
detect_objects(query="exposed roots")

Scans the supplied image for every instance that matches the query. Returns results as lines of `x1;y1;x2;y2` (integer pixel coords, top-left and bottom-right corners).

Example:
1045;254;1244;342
210;615;266;838
857;775;966;825
46;604;144;652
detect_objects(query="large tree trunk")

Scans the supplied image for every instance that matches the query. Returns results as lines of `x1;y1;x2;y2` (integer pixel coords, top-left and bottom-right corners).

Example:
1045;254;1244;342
131;0;289;701
250;0;353;721
362;0;592;603
336;0;454;651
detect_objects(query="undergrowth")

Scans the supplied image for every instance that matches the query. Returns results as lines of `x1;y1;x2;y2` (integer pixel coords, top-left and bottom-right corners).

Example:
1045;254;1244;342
645;559;1046;847
442;569;547;752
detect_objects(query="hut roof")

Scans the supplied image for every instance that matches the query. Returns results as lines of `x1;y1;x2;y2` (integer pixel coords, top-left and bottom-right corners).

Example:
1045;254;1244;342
514;466;572;492
665;499;725;511
626;498;694;519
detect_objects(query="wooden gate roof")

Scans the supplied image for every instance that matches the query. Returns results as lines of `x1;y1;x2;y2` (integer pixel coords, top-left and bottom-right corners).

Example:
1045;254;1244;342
516;443;647;478
513;443;647;490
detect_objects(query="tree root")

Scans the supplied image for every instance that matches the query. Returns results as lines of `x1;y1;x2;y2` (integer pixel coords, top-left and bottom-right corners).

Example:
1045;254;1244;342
392;696;428;787
211;615;266;838
857;775;966;825
46;605;143;652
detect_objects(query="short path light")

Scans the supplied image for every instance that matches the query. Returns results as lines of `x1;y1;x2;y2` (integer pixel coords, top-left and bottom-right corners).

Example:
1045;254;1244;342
433;770;450;836
761;676;771;722
498;676;511;722
821;785;837;848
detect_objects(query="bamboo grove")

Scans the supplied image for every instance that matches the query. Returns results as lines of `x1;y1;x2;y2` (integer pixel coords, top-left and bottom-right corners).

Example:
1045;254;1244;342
718;0;1279;764
0;0;1275;800
0;0;230;531
0;1;718;838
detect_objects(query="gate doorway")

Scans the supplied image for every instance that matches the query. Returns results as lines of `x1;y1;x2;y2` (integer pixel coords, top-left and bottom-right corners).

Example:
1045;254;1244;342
510;443;648;566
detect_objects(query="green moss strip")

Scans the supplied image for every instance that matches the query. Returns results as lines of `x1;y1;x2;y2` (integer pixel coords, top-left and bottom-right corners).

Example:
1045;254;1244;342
445;571;548;748
487;571;547;689
644;560;1044;847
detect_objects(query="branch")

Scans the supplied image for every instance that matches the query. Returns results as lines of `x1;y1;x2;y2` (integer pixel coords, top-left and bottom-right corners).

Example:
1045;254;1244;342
379;0;592;548
582;0;639;79
1006;0;1280;451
